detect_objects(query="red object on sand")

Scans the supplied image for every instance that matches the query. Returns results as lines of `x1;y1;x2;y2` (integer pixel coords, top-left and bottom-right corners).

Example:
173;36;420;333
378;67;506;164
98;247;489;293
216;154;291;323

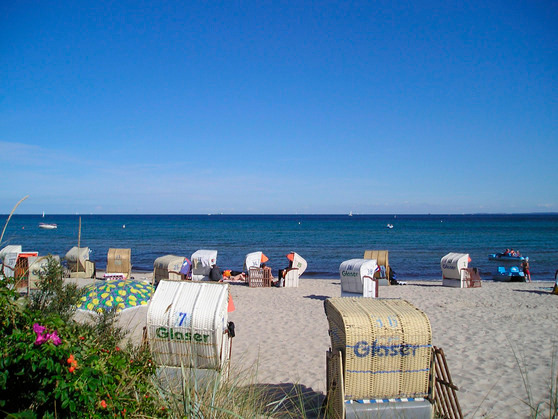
227;295;235;312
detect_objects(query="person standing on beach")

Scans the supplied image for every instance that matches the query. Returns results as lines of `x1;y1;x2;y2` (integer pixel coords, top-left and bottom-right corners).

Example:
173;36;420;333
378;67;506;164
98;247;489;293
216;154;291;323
521;258;531;282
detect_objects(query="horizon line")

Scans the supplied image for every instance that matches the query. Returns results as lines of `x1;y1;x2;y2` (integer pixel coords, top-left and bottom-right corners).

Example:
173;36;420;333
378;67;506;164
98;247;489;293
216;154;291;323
4;212;558;216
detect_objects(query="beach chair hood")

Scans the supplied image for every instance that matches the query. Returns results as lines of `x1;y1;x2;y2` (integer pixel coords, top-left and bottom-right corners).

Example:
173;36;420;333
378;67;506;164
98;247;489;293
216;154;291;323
153;255;187;282
0;245;22;277
147;280;232;371
339;258;379;295
245;251;263;270
441;253;469;280
65;247;91;270
290;252;307;276
191;249;218;280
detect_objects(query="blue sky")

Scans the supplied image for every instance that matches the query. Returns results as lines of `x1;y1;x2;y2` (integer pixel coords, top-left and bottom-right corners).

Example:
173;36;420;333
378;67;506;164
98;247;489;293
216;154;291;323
1;1;556;214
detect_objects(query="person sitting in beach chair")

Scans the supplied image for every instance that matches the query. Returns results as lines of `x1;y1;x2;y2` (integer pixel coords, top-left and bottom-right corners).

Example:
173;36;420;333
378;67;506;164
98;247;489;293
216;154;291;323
261;263;274;285
277;259;293;287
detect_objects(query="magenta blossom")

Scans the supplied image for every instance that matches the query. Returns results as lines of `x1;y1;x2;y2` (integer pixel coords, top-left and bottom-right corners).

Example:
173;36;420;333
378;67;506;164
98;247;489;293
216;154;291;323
33;323;62;346
47;331;62;346
33;323;46;335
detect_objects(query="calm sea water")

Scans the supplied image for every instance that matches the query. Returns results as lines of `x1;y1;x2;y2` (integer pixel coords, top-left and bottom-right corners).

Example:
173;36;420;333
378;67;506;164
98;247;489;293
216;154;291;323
2;214;557;281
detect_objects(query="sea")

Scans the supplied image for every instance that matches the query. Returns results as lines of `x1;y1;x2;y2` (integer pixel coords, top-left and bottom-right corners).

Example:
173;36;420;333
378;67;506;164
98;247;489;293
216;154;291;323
2;214;557;281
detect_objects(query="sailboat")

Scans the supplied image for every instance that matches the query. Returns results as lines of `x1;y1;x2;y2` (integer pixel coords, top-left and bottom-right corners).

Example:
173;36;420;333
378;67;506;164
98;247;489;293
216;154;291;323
348;211;353;217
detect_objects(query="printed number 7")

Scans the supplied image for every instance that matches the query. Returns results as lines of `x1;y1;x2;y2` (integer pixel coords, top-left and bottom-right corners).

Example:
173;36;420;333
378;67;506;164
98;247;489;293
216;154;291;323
177;312;188;326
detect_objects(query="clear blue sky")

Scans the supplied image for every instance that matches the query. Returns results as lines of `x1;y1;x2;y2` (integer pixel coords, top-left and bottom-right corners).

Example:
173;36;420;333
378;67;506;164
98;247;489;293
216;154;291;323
1;1;556;214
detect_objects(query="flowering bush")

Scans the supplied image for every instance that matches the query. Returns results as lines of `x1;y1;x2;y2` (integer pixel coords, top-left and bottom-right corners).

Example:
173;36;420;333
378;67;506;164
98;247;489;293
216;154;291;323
0;257;163;417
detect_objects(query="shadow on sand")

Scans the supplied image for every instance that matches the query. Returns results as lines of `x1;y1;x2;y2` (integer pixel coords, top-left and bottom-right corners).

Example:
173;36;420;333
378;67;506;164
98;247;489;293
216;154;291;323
513;288;554;296
304;294;330;301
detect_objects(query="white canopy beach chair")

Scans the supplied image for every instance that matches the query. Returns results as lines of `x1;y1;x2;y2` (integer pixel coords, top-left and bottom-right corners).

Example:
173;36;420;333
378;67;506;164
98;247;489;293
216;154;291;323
441;252;481;288
339;258;379;298
283;252;307;287
244;251;267;271
27;255;60;293
147;280;234;373
0;245;22;278
190;249;218;281
65;246;95;278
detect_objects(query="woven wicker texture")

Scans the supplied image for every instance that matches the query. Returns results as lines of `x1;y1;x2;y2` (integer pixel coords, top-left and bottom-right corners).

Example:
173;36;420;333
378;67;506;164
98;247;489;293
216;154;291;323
326;349;345;418
106;248;131;278
325;298;432;400
147;280;230;370
153;255;186;282
248;267;271;287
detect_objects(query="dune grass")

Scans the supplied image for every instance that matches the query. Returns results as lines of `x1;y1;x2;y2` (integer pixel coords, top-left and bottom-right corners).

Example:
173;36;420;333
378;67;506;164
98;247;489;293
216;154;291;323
512;344;558;419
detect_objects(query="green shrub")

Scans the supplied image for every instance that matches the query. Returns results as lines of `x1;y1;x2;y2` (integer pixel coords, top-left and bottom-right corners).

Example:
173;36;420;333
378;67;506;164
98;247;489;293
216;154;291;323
0;258;163;417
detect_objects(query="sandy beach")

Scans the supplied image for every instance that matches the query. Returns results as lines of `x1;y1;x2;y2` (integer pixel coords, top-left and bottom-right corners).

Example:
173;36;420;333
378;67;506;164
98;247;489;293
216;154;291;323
74;274;558;418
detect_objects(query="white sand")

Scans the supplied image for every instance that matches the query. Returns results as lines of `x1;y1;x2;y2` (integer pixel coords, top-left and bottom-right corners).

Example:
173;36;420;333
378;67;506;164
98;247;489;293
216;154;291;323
74;274;558;417
227;279;558;418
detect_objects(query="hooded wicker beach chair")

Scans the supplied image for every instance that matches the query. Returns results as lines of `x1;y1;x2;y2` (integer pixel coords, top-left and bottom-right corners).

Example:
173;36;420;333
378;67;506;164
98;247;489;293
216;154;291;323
153;255;189;285
363;250;391;286
106;248;131;279
324;297;463;418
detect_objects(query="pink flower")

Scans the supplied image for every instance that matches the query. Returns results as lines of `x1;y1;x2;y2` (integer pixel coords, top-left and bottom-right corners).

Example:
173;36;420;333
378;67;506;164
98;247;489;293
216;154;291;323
34;333;49;346
48;331;61;346
33;323;46;335
33;323;62;346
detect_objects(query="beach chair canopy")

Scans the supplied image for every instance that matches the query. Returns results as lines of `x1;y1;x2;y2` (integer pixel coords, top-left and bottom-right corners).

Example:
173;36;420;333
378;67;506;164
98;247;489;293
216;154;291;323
106;248;132;278
153;255;187;282
244;251;269;270
288;252;307;276
147;280;232;371
363;250;391;281
441;253;470;280
0;245;22;278
65;247;91;271
27;256;57;291
191;249;218;281
339;258;378;296
363;250;389;267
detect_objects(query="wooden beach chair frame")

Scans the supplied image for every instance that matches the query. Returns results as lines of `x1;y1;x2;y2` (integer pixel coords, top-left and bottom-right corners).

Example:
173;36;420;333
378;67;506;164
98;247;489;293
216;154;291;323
248;267;272;287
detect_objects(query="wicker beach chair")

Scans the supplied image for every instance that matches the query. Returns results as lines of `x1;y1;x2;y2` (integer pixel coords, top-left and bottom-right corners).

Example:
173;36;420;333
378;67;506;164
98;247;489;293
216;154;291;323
324;298;434;418
364;250;391;285
248;267;271;287
106;248;131;279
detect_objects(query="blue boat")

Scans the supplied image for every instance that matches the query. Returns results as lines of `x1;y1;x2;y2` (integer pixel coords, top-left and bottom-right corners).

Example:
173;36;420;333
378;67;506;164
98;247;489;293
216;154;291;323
488;251;528;282
488;253;526;262
492;266;525;282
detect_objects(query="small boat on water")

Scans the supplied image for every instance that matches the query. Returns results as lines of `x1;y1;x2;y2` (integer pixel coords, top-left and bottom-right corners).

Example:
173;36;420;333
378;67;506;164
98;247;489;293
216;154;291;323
39;223;57;230
386;224;394;229
488;253;526;262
